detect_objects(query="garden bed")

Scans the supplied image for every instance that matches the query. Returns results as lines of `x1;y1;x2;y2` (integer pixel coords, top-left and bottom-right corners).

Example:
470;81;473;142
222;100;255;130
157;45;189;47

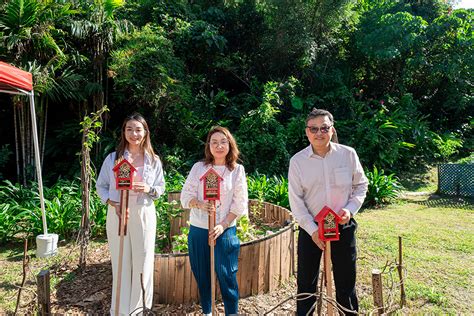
153;193;295;304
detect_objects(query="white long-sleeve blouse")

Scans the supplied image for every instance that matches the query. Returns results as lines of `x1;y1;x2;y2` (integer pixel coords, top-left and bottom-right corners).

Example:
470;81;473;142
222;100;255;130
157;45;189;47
180;161;248;229
96;149;165;206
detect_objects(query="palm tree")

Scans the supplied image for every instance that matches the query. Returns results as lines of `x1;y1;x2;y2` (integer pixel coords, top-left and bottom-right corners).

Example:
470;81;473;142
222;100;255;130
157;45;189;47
69;0;128;113
0;0;77;183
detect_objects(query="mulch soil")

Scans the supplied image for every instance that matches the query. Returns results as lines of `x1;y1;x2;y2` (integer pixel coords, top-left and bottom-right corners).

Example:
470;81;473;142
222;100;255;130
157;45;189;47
49;243;297;315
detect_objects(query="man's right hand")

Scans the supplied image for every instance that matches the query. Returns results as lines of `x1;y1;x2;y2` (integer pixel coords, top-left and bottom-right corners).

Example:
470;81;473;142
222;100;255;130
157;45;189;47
311;231;325;250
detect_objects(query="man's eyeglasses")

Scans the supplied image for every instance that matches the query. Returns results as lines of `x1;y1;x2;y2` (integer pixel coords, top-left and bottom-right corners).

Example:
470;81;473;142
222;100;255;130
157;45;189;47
306;125;332;134
210;140;229;147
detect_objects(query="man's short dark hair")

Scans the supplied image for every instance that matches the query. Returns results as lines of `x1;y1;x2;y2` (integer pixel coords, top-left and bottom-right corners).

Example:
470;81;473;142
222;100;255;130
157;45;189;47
306;108;334;124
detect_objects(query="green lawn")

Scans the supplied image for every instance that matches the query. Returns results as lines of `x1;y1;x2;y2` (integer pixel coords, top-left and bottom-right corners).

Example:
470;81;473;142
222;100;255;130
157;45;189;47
0;196;473;314
356;198;474;314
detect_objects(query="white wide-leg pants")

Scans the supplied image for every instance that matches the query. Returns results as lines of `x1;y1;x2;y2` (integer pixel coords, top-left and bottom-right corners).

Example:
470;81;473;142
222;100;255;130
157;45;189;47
106;197;156;315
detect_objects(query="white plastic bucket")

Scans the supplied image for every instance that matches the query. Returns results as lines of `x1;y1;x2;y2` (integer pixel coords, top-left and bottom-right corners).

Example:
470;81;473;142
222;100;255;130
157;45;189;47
36;234;59;258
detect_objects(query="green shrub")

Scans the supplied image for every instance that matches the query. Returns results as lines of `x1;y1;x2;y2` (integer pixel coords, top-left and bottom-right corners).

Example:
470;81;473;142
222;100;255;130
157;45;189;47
0;179;107;244
456;153;474;164
364;166;401;207
155;197;185;253
247;173;289;209
433;133;463;160
172;224;189;253
237;82;289;175
236;215;266;242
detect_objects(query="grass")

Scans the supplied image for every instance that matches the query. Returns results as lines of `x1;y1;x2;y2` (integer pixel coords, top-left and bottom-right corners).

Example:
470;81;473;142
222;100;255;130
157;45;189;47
0;196;473;314
356;197;474;314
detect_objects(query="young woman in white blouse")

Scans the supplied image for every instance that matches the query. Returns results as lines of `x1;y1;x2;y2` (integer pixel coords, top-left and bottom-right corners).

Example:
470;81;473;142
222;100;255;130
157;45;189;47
180;126;248;316
96;113;165;315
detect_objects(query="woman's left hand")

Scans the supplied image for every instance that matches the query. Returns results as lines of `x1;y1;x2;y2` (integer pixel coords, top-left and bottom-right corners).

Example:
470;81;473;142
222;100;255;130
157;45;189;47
133;181;150;193
209;223;227;241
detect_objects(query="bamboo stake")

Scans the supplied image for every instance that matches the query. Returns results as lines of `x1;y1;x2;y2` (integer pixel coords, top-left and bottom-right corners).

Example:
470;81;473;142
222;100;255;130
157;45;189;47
372;269;384;314
324;241;335;316
398;236;406;307
14;239;29;315
209;201;216;315
317;262;324;315
115;190;129;316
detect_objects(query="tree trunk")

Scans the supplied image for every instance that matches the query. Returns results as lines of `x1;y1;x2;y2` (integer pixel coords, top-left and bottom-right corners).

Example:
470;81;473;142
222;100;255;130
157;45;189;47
79;133;90;271
78;106;107;271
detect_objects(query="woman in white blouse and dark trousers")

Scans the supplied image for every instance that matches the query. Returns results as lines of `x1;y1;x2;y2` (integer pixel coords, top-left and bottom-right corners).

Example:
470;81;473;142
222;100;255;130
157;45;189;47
181;126;248;316
96;113;165;315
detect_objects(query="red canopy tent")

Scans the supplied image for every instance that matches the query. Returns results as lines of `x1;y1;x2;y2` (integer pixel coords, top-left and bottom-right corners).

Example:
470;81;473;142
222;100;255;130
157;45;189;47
0;62;33;93
0;61;55;256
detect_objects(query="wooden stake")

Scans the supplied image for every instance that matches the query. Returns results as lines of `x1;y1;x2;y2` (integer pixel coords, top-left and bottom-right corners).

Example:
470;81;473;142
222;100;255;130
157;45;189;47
15;239;29;315
317;262;324;315
37;270;51;315
209;201;216;315
324;241;335;316
372;269;384;315
115;190;129;316
398;236;406;307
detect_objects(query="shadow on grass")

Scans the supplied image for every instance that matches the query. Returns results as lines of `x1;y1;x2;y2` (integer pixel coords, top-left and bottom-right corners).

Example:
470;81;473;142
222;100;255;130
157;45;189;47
0;239;35;262
415;194;474;210
54;261;112;314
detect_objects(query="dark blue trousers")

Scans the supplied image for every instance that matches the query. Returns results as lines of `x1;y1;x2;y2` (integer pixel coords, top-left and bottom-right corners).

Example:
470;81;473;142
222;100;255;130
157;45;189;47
297;219;358;316
188;225;240;315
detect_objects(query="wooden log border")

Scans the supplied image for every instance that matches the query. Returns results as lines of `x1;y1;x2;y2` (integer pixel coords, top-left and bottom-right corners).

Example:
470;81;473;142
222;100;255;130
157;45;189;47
154;193;295;304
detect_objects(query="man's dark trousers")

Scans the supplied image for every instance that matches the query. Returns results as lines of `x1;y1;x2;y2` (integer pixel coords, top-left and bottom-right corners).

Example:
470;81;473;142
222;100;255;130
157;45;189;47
296;219;358;316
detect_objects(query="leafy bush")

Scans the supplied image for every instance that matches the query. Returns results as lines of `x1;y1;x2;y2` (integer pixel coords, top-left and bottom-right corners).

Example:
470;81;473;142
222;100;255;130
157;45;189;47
0;179;109;244
364;166;401;207
154;197;185;253
456;153;474;164
433;133;463;160
236;215;267;242
0;204;29;244
237;82;289;175
247;173;289;209
172;224;189;253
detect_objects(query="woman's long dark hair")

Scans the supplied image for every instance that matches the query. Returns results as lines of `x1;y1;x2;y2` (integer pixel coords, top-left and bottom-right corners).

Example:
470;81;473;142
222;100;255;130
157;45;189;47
203;126;240;171
115;113;156;163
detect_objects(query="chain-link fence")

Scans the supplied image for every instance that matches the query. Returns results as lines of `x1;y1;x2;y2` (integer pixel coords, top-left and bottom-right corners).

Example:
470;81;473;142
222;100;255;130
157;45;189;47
438;164;474;197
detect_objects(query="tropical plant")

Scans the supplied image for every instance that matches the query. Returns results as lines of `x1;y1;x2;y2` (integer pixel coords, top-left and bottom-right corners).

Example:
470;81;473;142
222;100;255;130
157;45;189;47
247;173;289;209
0;179;108;244
456;153;474;164
154;196;184;252
171;224;189;253
236;215;265;243
69;0;127;112
364;166;401;207
237;82;289;175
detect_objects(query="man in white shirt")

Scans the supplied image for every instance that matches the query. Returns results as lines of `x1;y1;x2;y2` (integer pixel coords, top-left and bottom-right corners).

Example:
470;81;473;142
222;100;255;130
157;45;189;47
288;108;368;315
